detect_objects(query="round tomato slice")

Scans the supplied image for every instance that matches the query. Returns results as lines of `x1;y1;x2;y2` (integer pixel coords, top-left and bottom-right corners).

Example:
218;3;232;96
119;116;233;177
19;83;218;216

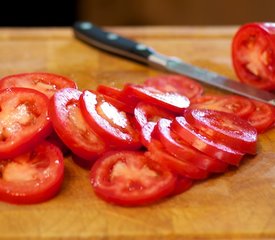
146;140;208;179
190;95;255;118
0;72;77;98
155;118;228;173
49;88;107;162
144;74;204;99
134;102;175;130
232;23;275;90
123;84;190;113
80;90;141;150
184;108;258;154
246;100;275;133
171;116;244;166
170;175;193;196
140;122;157;148
0;87;52;159
90;150;176;206
0;141;64;204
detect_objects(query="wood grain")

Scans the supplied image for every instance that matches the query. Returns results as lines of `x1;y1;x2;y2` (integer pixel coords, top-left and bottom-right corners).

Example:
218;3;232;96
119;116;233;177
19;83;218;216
0;26;275;240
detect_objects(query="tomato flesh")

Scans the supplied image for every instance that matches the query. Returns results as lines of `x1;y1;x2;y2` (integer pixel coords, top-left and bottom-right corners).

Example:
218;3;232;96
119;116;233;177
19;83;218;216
90;151;176;206
0;141;64;204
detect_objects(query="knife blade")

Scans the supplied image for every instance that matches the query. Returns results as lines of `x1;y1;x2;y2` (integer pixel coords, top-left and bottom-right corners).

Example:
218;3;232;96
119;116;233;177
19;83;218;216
73;21;275;106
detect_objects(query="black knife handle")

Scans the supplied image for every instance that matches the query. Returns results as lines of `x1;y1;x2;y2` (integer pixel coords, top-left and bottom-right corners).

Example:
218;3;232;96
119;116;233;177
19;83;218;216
73;21;155;64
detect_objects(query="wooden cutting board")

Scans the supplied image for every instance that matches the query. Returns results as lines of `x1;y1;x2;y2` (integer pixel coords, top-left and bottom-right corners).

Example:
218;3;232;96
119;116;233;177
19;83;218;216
0;26;275;240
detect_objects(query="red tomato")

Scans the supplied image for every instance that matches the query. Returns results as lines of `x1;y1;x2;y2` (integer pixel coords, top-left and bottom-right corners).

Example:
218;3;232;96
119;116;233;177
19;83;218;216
246;100;275;133
0;87;52;159
134;102;175;130
184;108;258;154
144;74;203;99
232;23;275;90
0;72;77;98
171;175;193;196
146;140;209;179
49;88;107;162
190;95;255;118
140;122;157;148
155;118;228;173
90;150;176;206
0;141;64;204
171;116;244;166
123;84;190;113
80;90;141;150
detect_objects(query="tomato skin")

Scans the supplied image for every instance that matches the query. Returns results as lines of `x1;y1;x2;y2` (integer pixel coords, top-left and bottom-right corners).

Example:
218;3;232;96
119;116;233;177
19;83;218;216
49;88;107;161
80;90;141;150
0;72;77;98
0;87;52;159
171;116;244;166
170;175;193;196
184;108;258;155
0;141;64;204
123;84;190;113
144;74;204;99
90;150;176;206
155;118;228;173
232;23;275;90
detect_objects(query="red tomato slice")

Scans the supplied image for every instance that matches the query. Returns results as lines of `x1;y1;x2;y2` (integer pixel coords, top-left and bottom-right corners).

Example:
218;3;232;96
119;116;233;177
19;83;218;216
171;175;193;196
144;74;204;99
190;95;255;118
0;87;52;159
232;23;275;90
49;88;107;162
0;72;77;98
123;84;190;113
0;141;64;204
246;100;275;133
90;150;176;206
184;108;258;154
146;140;209;179
134;102;175;130
155;118;228;173
171;116;244;166
140;122;157;148
80;90;141;150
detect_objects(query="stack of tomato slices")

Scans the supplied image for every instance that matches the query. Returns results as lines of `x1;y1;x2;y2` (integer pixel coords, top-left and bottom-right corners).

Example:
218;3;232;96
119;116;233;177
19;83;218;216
0;73;273;206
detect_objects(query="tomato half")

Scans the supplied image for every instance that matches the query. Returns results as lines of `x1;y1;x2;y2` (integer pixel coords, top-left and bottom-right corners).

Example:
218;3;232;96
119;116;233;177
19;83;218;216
80;90;141;150
0;87;52;159
90;150;176;206
190;95;255;118
246;100;275;133
0;141;64;204
49;88;107;162
123;84;190;113
134;102;175;130
144;74;204;99
232;23;275;90
184;108;258;154
171;116;244;166
0;72;77;98
155;118;228;173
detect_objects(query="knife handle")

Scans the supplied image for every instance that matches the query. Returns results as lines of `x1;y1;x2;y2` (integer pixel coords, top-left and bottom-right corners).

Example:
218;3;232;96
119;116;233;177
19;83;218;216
73;21;155;64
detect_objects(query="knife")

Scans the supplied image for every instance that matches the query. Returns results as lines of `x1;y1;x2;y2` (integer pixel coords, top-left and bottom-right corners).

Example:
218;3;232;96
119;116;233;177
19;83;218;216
73;21;275;106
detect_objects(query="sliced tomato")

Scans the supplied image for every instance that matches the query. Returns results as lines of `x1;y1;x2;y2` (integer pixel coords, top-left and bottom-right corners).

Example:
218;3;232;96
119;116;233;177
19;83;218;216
232;23;275;90
190;94;255;118
171;175;193;196
0;72;77;98
146;140;208;179
49;88;107;162
0;87;52;159
140;122;157;148
184;108;257;154
80;90;141;150
144;74;203;99
134;102;175;130
155;118;228;173
171;116;244;166
246;100;275;133
123;84;190;113
0;141;64;204
90;150;176;206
